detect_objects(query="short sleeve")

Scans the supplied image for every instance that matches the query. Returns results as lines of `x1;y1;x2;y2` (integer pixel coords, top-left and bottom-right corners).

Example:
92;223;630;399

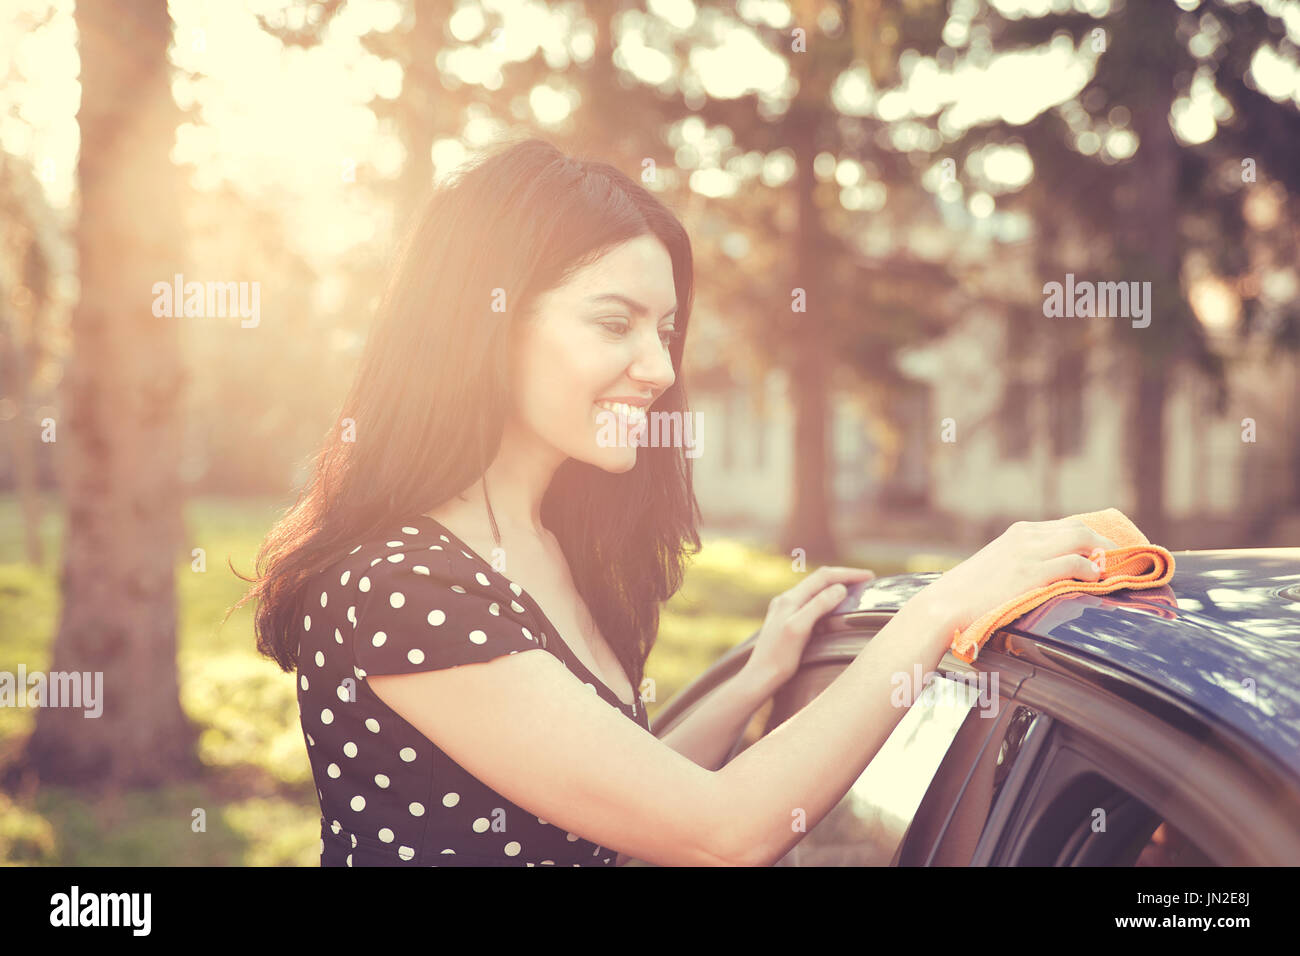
348;549;544;679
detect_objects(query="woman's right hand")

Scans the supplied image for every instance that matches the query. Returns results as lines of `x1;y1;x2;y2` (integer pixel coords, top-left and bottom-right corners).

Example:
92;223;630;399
914;518;1120;636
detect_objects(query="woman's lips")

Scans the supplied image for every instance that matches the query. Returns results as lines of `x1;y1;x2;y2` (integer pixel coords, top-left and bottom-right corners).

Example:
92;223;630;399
593;401;649;442
594;400;647;420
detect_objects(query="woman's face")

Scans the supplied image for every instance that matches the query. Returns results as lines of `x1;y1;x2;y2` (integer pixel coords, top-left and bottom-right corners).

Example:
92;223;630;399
509;234;679;474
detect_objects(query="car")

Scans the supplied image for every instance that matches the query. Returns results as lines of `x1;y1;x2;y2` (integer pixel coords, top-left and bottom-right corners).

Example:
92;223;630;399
647;548;1300;866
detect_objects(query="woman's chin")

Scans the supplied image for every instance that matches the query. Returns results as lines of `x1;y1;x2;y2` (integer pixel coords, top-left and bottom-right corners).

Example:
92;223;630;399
586;446;639;473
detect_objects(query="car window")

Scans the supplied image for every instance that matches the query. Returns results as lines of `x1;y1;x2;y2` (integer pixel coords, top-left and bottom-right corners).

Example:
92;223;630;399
1043;779;1219;866
764;666;979;866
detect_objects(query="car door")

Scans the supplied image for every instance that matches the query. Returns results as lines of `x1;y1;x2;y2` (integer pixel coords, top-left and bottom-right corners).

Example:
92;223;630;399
944;641;1300;866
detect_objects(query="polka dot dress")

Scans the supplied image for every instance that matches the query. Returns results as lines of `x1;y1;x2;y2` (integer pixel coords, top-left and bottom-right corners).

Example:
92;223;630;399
296;512;650;866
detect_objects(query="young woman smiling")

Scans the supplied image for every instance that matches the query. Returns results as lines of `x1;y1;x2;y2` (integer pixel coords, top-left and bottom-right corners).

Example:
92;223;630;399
235;136;1117;866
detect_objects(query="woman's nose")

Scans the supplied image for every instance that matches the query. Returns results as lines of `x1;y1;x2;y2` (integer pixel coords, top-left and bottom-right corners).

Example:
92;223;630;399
631;329;675;392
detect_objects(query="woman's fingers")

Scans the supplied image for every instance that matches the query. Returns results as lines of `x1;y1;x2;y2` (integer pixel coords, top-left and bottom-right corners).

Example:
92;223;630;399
777;565;875;611
1040;552;1102;585
1089;530;1120;552
1058;518;1119;554
781;582;850;637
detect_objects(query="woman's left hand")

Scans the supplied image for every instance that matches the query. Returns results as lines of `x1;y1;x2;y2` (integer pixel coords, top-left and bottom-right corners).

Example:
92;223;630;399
744;565;877;688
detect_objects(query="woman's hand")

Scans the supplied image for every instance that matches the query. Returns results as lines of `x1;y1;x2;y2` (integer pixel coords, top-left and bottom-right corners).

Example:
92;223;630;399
744;565;877;687
915;518;1119;636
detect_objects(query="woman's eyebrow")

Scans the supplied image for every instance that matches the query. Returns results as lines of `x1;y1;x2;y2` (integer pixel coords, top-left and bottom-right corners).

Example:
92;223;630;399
587;293;678;319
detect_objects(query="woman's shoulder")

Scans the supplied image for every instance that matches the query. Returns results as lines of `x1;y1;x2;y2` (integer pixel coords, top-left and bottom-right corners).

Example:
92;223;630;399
320;515;535;619
324;518;467;586
319;518;546;678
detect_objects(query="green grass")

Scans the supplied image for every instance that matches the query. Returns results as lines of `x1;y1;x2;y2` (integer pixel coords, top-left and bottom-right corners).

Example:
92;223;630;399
0;493;940;866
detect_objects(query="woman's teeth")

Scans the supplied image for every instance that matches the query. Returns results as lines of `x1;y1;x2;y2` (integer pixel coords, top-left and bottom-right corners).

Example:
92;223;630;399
595;400;647;424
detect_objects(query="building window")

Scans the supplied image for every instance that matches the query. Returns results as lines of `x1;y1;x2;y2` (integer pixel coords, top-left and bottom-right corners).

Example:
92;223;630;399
768;671;979;865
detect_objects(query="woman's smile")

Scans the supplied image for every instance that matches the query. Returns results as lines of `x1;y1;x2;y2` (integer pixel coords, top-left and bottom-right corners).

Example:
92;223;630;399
594;399;649;425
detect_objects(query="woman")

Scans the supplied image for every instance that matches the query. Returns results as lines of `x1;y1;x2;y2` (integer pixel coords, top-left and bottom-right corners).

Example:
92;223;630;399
235;136;1117;866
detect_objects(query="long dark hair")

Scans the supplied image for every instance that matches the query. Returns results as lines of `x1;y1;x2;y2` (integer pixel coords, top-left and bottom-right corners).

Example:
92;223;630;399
229;136;702;693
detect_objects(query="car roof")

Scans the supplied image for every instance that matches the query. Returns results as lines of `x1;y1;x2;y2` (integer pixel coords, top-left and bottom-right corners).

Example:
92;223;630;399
840;548;1300;782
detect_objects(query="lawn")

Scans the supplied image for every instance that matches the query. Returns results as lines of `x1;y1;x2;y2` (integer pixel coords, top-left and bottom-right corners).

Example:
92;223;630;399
0;494;936;865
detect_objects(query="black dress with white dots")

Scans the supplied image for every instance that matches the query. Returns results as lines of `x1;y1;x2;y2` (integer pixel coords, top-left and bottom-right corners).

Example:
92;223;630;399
294;512;650;866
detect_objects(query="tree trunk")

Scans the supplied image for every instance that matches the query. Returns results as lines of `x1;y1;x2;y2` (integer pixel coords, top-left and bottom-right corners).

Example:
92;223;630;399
9;0;199;790
781;334;837;561
778;110;837;562
1114;0;1181;546
1131;356;1169;545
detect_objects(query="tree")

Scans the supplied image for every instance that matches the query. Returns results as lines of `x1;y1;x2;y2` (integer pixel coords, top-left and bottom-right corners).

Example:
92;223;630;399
912;0;1300;541
7;0;199;789
674;0;956;559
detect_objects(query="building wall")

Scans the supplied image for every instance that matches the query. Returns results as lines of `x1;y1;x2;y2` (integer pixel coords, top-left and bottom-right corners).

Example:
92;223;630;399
689;370;790;526
685;324;1298;538
690;368;879;529
924;316;1297;526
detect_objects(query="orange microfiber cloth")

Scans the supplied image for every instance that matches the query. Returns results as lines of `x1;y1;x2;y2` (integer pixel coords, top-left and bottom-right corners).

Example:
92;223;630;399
949;507;1176;663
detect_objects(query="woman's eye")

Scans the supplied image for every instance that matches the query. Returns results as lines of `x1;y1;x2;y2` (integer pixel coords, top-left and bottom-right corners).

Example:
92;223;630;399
599;320;678;346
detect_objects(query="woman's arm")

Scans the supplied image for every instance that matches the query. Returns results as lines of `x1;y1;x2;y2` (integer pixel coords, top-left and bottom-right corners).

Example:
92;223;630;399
708;518;1119;867
707;594;955;867
615;662;779;865
654;663;781;772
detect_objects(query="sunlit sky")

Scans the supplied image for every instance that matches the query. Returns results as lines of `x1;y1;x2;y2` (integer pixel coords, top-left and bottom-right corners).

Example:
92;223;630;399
3;0;1300;265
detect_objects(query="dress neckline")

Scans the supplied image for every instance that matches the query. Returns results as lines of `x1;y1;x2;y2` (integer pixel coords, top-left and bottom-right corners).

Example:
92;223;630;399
408;512;638;711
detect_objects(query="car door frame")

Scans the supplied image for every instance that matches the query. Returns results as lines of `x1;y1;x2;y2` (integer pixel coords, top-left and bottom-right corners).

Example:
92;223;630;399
952;635;1300;866
652;613;1300;867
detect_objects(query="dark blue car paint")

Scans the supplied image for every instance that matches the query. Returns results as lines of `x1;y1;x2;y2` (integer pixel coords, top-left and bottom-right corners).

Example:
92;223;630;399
827;549;1300;786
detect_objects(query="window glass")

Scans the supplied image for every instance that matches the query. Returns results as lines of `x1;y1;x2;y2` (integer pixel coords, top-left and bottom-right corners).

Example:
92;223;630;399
771;671;977;866
1000;757;1220;866
1057;784;1218;866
